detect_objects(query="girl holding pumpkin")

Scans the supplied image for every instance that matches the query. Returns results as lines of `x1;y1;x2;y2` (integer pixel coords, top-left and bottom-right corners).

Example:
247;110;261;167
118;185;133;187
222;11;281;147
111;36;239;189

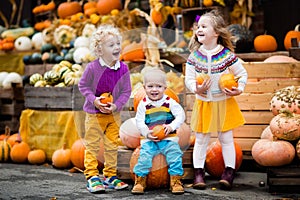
78;24;131;193
132;68;186;195
185;9;248;190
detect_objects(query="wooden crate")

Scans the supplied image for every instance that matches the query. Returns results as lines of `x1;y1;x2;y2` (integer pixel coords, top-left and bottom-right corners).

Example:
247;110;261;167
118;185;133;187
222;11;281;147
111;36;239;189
185;62;300;157
24;85;84;110
24;64;53;76
0;84;24;132
267;163;300;193
117;146;194;180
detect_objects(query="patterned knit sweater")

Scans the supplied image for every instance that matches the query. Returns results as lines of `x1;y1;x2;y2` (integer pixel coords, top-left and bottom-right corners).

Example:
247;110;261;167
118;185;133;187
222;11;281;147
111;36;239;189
185;44;248;102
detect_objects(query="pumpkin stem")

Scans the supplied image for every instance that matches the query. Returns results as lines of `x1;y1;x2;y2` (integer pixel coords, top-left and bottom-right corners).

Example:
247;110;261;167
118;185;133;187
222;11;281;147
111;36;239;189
234;76;241;82
4;126;11;137
278;109;294;117
295;24;300;31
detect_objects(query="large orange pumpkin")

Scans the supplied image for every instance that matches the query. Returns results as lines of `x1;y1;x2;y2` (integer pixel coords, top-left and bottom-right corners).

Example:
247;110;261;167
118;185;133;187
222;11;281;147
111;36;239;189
284;24;300;50
70;139;104;170
130;147;169;189
254;34;277;52
133;86;180;111
251;138;295;167
121;41;145;62
57;1;82;19
96;0;122;15
10;139;31;163
119;118;141;149
205;140;243;177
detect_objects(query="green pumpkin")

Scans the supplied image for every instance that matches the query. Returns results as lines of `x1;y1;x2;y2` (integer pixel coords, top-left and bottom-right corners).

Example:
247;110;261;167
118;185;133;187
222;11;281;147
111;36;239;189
41;43;58;54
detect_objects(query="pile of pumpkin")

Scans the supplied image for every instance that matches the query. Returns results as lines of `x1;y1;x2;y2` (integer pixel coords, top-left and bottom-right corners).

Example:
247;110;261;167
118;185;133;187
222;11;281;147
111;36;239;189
28;60;83;87
0;126;103;171
251;85;300;167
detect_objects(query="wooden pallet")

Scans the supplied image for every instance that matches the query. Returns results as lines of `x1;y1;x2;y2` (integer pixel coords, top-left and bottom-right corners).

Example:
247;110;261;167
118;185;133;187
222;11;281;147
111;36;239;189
267;163;300;193
0;84;24;132
184;62;300;157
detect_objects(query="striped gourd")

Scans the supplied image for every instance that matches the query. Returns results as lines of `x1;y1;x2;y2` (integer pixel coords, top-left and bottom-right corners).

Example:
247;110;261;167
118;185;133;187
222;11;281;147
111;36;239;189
29;73;43;85
0;139;11;162
44;70;60;85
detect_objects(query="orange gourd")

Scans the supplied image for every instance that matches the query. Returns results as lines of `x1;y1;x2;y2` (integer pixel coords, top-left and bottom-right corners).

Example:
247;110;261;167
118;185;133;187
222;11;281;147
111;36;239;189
28;149;47;165
254;34;278;52
219;73;238;90
151;9;163;25
10;138;31;163
251;138;295;167
119;118;141;149
52;144;72;169
96;0;122;15
284;24;300;50
133;87;180;111
57;0;82;19
152;125;165;140
121;41;145;62
196;73;210;85
205;140;243;177
100;92;114;104
130;147;169;189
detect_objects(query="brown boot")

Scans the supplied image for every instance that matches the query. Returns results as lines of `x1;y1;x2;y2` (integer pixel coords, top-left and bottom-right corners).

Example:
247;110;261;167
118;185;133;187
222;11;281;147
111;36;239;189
219;167;235;190
131;175;147;194
170;175;184;194
193;168;206;189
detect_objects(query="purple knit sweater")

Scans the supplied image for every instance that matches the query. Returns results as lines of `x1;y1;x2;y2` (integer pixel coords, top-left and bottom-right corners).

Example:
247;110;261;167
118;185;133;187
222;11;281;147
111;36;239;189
78;59;132;114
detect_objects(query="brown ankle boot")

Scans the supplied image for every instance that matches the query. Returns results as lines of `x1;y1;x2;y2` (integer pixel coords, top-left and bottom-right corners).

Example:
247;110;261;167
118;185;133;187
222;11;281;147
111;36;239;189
193;168;206;189
131;175;147;194
219;167;235;190
170;175;184;194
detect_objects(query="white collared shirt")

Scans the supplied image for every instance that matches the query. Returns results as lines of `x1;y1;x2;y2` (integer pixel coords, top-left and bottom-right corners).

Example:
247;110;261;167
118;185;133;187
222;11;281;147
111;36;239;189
99;57;120;70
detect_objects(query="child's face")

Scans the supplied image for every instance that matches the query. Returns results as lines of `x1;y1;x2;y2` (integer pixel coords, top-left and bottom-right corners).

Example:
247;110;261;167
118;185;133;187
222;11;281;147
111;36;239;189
195;16;218;45
144;81;166;101
101;35;121;66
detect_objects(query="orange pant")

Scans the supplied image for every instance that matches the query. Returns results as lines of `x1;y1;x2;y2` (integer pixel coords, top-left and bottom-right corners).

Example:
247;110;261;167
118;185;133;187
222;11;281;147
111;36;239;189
83;112;122;179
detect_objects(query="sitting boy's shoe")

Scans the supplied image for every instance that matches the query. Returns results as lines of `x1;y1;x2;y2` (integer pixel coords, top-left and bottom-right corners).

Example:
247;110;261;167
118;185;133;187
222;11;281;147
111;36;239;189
103;176;128;190
87;176;105;193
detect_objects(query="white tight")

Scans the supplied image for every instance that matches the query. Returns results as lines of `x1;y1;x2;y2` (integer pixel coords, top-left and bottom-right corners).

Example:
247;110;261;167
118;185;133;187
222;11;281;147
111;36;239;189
193;130;236;169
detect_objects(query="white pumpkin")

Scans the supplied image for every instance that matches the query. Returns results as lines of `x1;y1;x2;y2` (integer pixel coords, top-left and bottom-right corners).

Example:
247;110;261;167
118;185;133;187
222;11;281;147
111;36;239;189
14;36;32;51
2;72;23;89
31;32;44;50
74;36;90;49
0;71;9;87
73;47;91;63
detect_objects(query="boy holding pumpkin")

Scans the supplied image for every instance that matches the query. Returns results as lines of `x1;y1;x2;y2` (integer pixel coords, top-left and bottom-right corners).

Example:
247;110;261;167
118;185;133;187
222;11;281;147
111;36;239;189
185;10;248;190
78;24;131;193
132;68;186;195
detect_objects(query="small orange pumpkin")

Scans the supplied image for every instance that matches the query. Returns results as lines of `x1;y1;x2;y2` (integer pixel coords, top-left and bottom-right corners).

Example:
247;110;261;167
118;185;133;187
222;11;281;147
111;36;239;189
196;73;210;85
100;92;113;104
151;125;165;140
254;34;278;52
151;9;163;25
219;73;238;90
28;149;47;165
284;24;300;50
52;144;72;169
96;0;121;15
121;41;145;62
130;147;169;189
57;0;82;19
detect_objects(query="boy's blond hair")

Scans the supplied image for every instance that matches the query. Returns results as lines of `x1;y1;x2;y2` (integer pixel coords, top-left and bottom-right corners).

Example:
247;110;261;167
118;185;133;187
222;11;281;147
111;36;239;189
90;24;122;58
143;68;167;86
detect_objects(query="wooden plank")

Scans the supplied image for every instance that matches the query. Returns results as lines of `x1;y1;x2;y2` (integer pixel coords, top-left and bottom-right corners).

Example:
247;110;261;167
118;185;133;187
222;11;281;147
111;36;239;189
244;78;300;93
243;62;300;78
209;137;258;152
235;93;272;111
24;64;53;76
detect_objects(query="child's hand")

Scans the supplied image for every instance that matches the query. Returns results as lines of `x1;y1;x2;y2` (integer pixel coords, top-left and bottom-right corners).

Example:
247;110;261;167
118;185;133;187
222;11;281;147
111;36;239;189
223;87;242;96
146;130;160;142
195;79;211;95
94;98;116;113
163;124;173;135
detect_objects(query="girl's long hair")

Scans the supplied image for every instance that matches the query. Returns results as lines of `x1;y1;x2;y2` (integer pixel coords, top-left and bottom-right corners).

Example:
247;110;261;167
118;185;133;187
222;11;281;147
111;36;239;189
188;9;234;52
